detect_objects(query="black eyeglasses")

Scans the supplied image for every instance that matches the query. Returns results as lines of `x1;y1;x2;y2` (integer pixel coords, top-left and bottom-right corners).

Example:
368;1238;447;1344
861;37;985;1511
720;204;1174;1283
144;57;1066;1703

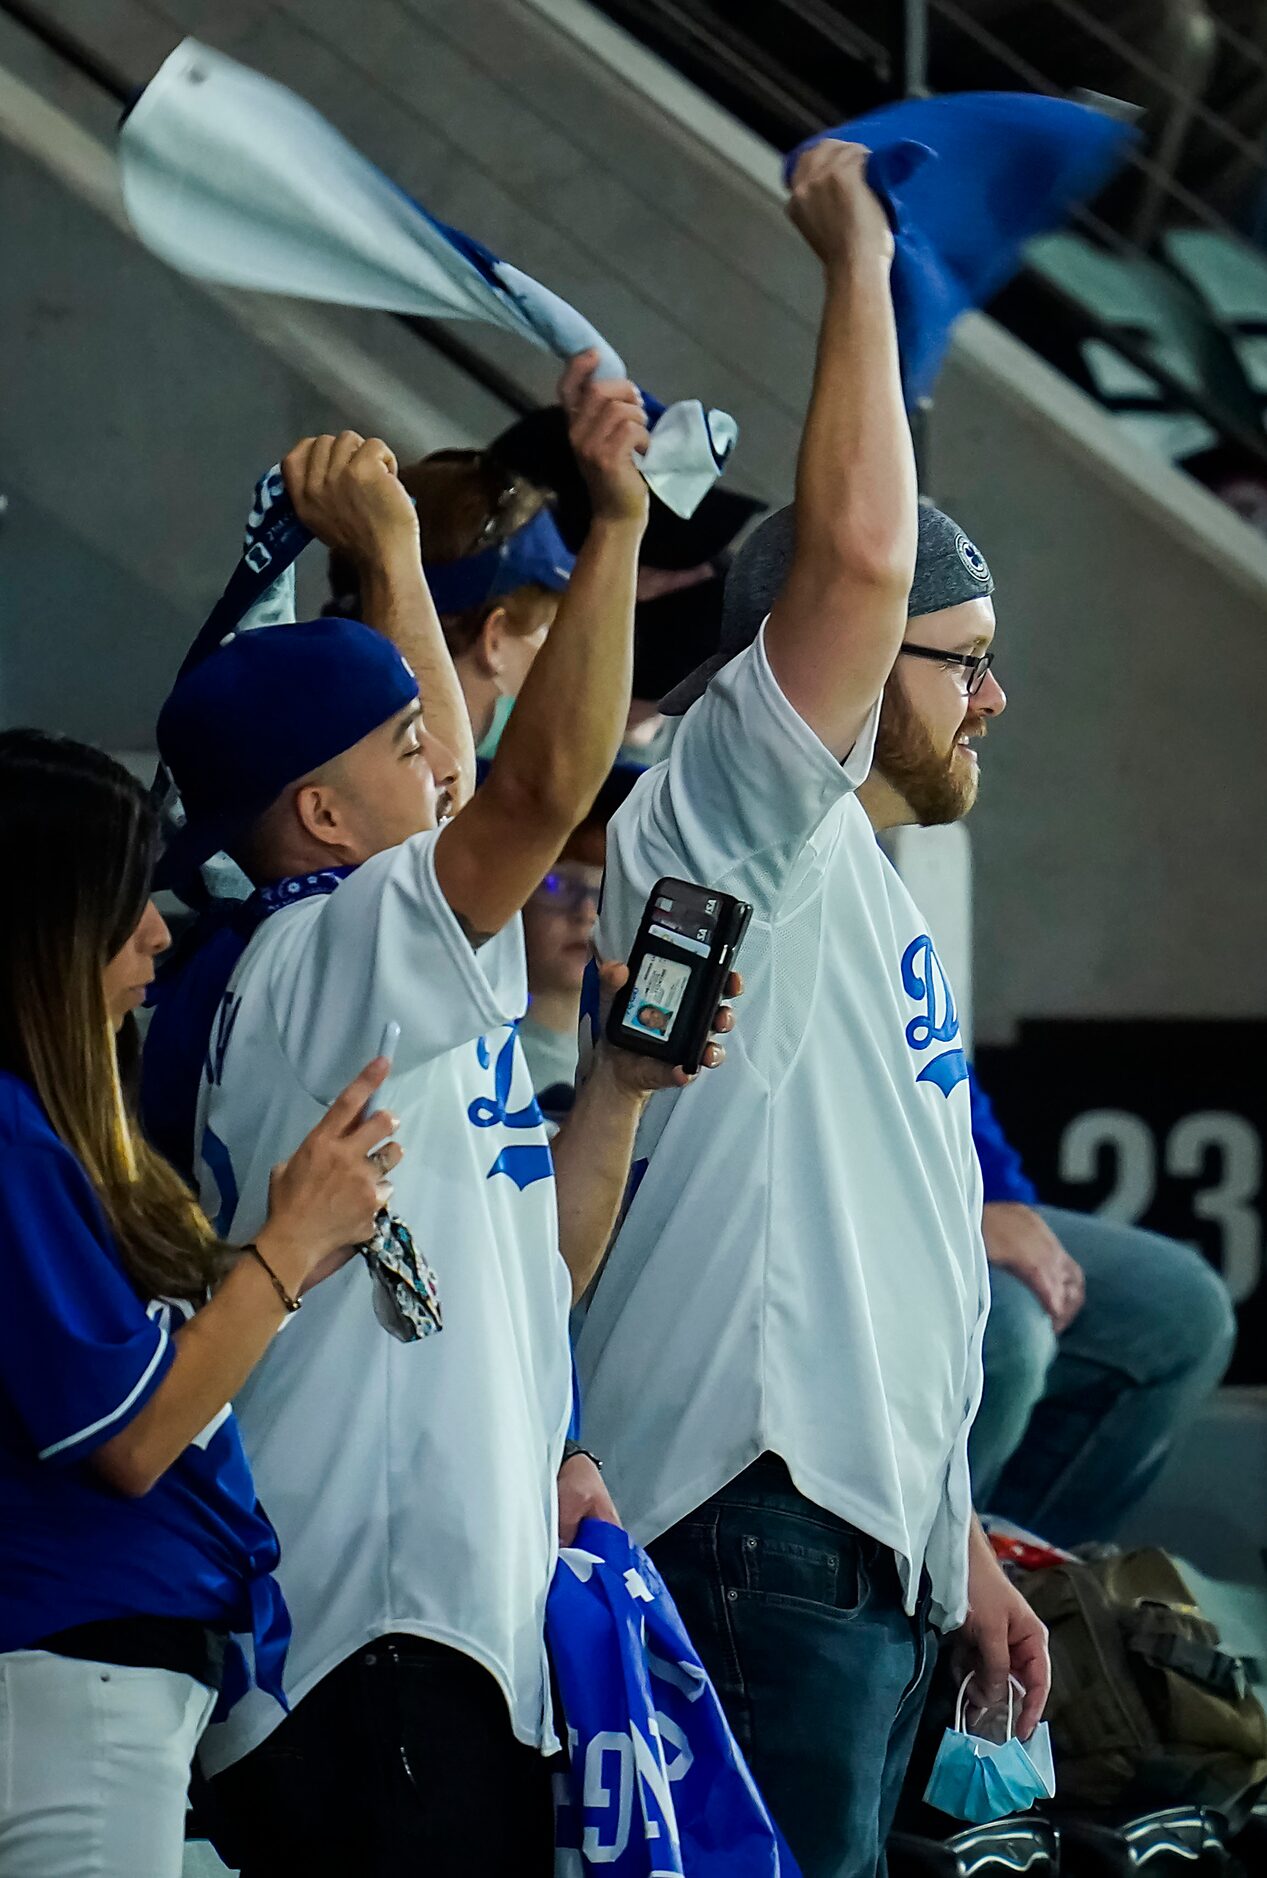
899;644;995;698
532;871;601;915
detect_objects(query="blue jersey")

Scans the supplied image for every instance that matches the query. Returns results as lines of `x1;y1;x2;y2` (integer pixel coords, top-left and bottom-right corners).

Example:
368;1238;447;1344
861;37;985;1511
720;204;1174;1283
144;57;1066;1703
0;1072;287;1712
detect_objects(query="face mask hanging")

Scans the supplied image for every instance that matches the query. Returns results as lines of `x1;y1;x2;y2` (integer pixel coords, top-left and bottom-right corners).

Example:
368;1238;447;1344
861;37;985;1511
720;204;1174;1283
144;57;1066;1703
924;1674;1057;1825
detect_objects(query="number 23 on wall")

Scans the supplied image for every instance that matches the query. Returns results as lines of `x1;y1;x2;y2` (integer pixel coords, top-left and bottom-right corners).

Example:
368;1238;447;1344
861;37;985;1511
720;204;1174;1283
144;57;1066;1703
1059;1109;1262;1304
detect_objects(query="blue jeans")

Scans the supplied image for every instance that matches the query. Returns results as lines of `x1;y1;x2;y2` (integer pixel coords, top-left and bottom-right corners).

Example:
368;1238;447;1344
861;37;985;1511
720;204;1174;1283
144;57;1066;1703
649;1455;937;1878
970;1208;1236;1544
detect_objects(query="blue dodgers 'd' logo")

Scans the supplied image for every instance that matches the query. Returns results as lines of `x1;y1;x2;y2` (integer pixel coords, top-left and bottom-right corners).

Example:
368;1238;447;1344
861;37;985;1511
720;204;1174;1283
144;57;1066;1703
901;934;968;1097
468;1025;554;1191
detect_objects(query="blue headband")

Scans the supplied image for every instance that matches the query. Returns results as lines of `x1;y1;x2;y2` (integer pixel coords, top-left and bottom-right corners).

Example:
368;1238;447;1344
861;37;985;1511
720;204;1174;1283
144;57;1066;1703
424;506;575;616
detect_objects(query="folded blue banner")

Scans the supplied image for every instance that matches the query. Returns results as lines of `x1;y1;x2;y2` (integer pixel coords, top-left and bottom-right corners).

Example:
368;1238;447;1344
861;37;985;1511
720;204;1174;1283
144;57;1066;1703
118;39;736;518
786;93;1138;405
548;1518;799;1877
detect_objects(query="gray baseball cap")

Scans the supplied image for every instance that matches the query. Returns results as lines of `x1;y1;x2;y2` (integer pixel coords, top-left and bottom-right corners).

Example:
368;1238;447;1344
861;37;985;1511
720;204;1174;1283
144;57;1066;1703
660;498;994;716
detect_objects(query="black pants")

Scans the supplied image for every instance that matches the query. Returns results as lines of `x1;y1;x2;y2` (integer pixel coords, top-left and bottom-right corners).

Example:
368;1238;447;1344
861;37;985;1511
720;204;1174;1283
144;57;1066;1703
208;1635;555;1878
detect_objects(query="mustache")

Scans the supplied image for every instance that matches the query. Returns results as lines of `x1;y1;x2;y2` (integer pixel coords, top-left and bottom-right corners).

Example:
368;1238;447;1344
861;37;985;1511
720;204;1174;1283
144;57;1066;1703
955;713;990;747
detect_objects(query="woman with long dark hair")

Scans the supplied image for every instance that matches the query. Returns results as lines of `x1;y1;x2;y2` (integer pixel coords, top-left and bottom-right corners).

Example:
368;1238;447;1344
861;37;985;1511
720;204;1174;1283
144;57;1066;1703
0;729;400;1876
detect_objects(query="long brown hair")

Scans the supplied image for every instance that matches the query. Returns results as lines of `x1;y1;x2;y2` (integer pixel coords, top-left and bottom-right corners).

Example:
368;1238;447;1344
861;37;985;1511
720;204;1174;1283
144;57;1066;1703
326;448;557;652
0;731;224;1301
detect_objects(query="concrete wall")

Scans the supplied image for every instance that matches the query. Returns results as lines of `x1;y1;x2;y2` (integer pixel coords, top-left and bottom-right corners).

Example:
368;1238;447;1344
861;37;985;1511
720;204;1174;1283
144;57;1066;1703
934;319;1267;1040
5;0;1267;1039
0;4;517;743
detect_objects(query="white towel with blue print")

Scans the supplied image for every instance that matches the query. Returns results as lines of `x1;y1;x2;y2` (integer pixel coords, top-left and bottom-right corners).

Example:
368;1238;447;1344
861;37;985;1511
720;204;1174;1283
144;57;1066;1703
173;463;304;683
118;39;735;519
548;1518;799;1877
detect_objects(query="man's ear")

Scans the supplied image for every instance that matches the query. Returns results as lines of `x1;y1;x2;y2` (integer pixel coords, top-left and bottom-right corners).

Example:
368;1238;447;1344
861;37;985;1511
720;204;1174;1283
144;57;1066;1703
292;778;349;854
474;605;511;679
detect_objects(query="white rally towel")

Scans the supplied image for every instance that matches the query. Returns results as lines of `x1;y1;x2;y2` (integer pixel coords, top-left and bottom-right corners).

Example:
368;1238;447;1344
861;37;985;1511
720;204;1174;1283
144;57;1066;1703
118;39;736;518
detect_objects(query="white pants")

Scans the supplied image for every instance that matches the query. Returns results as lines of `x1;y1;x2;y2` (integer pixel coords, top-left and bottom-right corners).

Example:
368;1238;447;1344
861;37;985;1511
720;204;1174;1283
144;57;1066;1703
0;1650;215;1877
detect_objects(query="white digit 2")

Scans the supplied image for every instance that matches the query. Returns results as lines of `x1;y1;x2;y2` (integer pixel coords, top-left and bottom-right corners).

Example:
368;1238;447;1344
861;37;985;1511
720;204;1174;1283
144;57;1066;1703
1058;1110;1156;1223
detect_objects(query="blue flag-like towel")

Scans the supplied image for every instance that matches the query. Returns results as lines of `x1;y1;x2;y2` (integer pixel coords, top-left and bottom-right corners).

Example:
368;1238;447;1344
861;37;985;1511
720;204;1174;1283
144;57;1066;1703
548;1519;800;1877
118;39;735;518
787;92;1137;404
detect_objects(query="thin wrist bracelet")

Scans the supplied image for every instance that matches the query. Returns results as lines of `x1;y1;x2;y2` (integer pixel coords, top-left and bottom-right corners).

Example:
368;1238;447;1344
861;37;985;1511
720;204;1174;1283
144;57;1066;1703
563;1437;602;1471
243;1241;302;1314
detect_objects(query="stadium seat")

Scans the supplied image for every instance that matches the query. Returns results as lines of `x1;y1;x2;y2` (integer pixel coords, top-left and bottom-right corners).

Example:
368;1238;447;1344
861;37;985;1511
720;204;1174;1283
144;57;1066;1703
1165;229;1267;420
1053;1803;1231;1873
1025;233;1259;462
887;1817;1060;1876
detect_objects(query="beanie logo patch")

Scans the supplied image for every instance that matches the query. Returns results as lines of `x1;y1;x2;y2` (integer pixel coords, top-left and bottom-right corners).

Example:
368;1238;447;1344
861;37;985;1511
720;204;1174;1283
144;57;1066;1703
955;532;990;584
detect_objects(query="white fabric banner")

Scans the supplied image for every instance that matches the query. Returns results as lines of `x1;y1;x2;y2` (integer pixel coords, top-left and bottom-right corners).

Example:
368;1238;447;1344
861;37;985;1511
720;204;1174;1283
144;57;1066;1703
119;39;737;516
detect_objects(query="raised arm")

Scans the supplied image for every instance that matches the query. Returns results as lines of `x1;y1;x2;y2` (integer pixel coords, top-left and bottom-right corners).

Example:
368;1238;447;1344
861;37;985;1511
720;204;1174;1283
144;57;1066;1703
766;141;918;759
283;431;478;814
433;354;649;943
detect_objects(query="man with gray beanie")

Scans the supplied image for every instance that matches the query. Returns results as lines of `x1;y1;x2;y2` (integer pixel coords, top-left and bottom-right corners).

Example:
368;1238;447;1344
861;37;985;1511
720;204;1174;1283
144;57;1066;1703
573;139;1049;1878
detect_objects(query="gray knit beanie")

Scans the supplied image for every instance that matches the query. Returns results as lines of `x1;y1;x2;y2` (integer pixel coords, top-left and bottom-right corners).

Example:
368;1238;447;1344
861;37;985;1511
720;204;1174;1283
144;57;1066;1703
660;499;993;716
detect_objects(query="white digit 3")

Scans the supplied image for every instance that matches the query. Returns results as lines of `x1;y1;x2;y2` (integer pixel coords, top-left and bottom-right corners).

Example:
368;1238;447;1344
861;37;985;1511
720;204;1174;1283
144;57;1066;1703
1166;1112;1263;1306
1058;1107;1262;1304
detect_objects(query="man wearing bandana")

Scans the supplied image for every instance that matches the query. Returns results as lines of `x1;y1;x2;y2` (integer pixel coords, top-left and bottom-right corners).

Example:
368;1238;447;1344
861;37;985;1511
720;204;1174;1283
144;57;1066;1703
143;360;733;1877
574;140;1051;1878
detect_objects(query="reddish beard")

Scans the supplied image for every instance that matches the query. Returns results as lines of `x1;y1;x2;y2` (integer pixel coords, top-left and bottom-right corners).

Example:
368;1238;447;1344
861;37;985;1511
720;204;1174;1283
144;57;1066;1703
873;678;984;826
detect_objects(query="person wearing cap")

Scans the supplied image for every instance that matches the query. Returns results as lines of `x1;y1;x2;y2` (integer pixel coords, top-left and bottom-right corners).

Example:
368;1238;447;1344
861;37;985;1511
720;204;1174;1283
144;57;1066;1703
572;140;1049;1878
141;363;733;1876
325;381;586;757
489;397;767;765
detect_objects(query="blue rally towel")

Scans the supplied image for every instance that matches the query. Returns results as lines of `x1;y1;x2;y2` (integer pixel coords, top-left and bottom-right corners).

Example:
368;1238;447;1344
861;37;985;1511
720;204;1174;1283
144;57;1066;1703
118;39;735;519
786;93;1138;405
548;1518;800;1877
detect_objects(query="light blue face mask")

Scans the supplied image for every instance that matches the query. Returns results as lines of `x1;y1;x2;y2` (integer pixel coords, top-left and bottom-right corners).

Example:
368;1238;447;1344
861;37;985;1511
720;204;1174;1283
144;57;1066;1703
476;692;517;761
924;1675;1057;1825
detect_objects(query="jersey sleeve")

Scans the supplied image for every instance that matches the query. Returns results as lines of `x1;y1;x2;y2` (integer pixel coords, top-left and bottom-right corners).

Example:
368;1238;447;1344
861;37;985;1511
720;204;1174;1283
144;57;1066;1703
601;621;878;954
268;828;530;1103
0;1147;173;1466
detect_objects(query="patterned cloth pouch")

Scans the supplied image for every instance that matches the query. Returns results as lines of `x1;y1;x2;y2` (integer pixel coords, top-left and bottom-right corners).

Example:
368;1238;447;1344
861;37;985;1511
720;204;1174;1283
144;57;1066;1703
360;1212;442;1344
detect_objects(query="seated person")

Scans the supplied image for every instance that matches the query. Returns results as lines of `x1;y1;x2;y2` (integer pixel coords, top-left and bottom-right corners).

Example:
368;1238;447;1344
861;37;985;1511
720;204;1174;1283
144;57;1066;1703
969;1074;1237;1544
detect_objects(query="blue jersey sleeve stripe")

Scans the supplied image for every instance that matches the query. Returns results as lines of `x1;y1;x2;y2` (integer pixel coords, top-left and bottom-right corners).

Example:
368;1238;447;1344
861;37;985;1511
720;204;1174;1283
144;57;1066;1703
37;1324;171;1461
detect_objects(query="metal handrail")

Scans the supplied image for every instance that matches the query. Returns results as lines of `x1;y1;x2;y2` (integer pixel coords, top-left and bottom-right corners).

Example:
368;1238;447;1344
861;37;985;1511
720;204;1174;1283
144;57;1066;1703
1208;10;1267;78
1040;0;1267;176
8;0;1266;470
596;0;1267;466
764;0;1265;214
931;0;1256;247
0;0;534;418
